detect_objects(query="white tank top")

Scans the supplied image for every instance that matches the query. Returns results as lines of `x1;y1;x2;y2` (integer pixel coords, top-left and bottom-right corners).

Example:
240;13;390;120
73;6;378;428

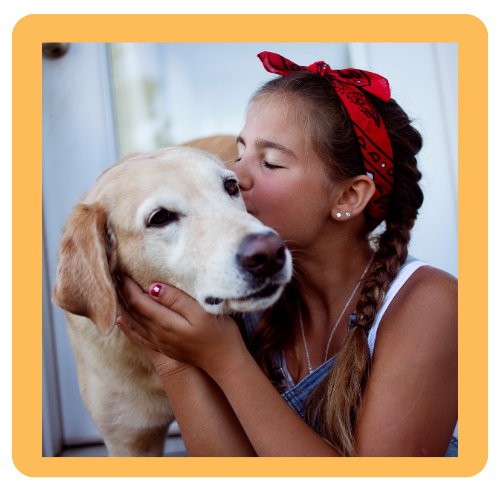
367;256;428;357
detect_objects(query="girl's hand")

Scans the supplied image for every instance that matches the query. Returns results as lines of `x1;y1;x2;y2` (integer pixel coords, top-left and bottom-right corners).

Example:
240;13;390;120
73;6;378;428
116;296;190;379
117;275;248;378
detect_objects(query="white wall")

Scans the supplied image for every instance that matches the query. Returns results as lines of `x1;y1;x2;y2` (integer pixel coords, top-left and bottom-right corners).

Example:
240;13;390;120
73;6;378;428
349;43;458;277
43;43;118;444
109;43;351;153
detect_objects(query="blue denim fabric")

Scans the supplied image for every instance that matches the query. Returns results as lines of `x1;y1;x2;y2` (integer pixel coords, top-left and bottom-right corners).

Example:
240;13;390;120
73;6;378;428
280;358;458;457
445;437;458;457
280;356;336;419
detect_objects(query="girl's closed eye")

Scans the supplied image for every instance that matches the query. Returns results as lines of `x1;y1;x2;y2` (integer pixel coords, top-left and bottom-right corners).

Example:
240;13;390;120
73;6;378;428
263;160;283;169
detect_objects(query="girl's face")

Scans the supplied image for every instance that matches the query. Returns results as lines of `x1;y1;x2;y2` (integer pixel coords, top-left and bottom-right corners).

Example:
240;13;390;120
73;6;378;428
234;97;339;249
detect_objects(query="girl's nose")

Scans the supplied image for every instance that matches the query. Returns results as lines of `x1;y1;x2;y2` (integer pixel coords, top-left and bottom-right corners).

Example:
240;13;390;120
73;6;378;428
233;158;252;191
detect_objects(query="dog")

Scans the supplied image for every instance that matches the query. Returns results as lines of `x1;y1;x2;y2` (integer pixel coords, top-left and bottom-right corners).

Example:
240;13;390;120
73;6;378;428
52;136;292;456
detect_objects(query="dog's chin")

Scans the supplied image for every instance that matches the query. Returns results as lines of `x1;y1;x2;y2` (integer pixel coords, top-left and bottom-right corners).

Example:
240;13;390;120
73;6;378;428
201;283;285;315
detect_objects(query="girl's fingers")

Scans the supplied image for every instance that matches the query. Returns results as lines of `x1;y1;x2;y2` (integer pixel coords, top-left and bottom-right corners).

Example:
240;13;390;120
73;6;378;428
116;297;159;352
148;280;201;321
117;311;192;374
121;274;195;328
118;276;195;356
117;275;238;369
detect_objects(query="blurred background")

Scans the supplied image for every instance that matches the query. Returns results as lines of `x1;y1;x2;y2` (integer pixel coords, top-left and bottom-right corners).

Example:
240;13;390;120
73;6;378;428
42;42;458;456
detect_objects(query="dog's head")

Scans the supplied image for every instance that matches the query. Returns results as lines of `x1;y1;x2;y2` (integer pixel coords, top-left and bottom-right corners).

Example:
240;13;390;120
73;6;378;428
52;147;292;336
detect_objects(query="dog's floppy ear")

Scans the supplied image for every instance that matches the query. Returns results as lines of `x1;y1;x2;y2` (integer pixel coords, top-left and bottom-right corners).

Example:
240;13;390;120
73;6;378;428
52;203;117;336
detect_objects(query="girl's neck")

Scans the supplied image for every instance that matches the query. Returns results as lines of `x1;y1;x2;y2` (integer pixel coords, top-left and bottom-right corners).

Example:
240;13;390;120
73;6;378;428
287;243;374;381
293;236;374;314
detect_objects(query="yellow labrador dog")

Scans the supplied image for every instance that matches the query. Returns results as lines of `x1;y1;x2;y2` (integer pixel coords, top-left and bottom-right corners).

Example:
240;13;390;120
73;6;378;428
52;136;292;456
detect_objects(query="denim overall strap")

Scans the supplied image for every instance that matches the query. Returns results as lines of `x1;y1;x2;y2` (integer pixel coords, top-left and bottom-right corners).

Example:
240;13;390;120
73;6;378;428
280;356;337;420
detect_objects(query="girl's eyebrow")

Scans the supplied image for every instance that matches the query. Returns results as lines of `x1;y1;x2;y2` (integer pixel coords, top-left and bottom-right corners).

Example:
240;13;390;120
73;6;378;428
237;136;298;159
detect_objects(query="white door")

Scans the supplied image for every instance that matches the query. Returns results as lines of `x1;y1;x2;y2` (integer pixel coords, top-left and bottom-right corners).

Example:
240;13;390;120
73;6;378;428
42;42;457;455
43;43;118;454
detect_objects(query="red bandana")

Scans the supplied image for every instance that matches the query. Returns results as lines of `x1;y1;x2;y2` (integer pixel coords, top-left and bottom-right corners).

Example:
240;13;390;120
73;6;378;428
258;51;394;223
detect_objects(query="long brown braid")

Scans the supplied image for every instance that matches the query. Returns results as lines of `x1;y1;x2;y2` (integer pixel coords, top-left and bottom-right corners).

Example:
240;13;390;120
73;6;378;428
246;71;424;456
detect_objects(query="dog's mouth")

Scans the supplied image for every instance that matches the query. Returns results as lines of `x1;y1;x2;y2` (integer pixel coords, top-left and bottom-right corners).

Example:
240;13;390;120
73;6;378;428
205;283;280;306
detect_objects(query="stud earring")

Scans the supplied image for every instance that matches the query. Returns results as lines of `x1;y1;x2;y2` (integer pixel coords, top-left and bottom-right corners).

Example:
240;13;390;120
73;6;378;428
336;213;341;218
346;212;351;217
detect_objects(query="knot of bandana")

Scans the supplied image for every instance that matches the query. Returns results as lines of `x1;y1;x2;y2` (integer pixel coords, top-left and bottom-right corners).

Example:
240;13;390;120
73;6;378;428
257;51;394;223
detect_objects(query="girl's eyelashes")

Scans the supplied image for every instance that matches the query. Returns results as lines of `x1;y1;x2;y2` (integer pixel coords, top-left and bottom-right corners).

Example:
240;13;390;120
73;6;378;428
263;161;283;169
233;157;283;169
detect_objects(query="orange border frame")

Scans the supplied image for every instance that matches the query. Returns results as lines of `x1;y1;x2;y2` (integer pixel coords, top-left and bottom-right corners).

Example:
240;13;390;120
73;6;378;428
10;14;492;478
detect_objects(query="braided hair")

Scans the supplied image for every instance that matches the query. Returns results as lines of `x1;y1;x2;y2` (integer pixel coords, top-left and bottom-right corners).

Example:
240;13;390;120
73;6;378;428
247;71;424;456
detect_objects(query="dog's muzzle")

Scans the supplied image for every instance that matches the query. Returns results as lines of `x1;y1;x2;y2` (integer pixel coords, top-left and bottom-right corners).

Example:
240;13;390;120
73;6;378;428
236;232;286;278
204;231;288;306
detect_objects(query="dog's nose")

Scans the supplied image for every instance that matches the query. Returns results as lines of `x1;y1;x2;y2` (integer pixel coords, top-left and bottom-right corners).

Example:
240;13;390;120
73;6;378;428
237;232;287;278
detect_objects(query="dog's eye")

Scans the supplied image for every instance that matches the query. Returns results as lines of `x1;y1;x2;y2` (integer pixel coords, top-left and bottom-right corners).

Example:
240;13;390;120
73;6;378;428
147;209;179;227
224;178;239;197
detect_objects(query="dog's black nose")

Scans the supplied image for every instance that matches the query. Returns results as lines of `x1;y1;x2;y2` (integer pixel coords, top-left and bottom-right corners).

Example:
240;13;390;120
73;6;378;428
237;232;286;278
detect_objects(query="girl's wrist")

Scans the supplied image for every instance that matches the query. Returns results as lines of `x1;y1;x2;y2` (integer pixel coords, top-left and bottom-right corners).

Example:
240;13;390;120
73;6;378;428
147;350;193;379
205;346;255;387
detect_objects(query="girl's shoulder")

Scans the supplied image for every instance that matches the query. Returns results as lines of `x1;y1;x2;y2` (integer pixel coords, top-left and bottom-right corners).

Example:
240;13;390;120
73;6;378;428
375;261;458;357
396;264;458;310
394;256;457;292
385;256;457;314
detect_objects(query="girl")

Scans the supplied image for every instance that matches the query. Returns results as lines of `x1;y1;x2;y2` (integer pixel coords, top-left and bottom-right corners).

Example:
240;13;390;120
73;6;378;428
116;52;458;457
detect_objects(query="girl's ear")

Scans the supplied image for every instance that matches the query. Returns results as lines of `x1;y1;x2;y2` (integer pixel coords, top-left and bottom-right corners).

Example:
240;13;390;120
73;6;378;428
331;175;376;220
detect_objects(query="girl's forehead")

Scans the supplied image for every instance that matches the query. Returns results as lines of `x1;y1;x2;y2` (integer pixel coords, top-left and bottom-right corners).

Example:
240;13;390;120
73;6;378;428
243;98;304;139
249;94;302;118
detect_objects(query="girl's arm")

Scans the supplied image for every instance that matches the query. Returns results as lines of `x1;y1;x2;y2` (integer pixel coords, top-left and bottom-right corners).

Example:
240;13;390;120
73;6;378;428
353;266;458;457
119;267;457;457
116;292;256;457
118;276;339;457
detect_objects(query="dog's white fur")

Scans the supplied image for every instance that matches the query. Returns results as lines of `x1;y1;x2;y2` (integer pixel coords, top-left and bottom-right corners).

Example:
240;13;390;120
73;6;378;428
52;142;292;456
